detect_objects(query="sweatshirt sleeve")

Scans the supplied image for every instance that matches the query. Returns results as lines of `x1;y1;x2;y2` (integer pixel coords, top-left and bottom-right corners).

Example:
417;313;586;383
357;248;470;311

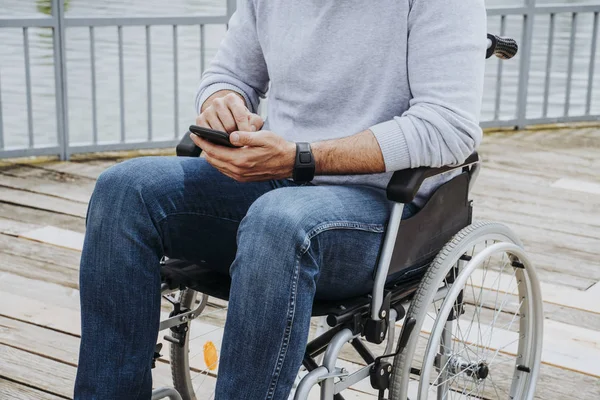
195;0;269;114
369;0;487;172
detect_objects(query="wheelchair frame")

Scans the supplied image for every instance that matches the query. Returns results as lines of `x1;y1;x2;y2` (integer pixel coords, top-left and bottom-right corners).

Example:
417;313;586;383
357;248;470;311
150;34;540;400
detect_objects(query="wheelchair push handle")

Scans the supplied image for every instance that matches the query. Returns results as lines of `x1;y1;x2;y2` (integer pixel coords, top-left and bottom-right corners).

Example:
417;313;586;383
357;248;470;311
486;33;518;60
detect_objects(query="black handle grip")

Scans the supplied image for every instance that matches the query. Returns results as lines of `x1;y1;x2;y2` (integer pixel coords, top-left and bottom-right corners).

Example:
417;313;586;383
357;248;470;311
486;34;518;60
176;131;202;157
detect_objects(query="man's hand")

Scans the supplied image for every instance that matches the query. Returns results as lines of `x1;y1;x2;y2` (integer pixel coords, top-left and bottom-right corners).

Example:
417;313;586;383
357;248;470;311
191;130;296;182
198;91;264;133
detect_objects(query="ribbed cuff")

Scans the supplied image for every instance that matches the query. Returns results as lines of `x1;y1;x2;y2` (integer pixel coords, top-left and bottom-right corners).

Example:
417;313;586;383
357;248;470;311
196;82;253;114
369;119;411;172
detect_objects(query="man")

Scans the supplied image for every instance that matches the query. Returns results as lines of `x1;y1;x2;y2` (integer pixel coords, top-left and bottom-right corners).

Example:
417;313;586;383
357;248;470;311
74;0;486;398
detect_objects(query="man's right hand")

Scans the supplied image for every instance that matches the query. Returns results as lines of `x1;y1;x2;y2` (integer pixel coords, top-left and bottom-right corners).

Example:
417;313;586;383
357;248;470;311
197;91;264;133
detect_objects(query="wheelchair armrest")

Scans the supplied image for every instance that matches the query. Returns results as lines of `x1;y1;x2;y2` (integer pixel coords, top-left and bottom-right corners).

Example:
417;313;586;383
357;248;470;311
176;131;202;157
386;152;479;203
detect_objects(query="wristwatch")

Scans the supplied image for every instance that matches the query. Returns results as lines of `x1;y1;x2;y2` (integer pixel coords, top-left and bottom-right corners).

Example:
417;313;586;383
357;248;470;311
293;142;315;183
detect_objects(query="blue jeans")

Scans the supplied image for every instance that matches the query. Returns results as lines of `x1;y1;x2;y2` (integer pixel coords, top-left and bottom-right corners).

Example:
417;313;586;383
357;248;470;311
75;156;417;400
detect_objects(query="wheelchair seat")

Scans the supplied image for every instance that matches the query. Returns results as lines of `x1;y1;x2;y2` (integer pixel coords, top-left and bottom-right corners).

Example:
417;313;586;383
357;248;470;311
160;162;474;325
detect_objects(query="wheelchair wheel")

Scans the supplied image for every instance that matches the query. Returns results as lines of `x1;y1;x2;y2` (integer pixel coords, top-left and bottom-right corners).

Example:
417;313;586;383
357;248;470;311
170;289;225;400
390;221;543;399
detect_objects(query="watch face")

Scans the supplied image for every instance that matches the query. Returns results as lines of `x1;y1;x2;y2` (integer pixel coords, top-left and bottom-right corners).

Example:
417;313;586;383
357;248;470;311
299;152;312;164
294;143;315;183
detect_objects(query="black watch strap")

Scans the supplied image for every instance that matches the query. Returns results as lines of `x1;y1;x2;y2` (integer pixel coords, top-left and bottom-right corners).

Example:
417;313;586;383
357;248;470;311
293;142;315;183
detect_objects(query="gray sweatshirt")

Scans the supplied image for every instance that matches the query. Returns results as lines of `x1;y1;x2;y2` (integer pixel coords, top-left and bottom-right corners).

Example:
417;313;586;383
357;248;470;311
196;0;487;207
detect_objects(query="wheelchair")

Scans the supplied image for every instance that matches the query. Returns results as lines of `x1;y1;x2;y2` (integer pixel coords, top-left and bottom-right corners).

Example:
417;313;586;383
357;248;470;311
151;34;543;400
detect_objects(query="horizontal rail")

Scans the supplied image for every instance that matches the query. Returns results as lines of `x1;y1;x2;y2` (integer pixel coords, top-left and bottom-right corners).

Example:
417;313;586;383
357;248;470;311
68;139;181;155
481;114;600;129
64;15;229;27
0;17;57;28
488;4;600;16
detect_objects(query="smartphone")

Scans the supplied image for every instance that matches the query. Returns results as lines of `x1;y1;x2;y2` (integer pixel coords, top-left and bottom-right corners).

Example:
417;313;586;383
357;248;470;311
189;125;236;148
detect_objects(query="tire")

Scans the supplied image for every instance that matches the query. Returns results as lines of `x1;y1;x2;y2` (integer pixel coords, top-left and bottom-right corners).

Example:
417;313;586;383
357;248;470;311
390;221;543;399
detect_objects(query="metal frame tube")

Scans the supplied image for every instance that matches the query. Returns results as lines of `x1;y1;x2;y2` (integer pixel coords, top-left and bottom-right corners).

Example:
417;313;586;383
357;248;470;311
565;12;578;117
51;0;70;160
493;15;506;121
173;25;179;138
89;26;98;144
543;13;555;118
146;25;153;141
0;67;3;150
516;0;536;129
200;24;206;76
294;366;329;400
371;202;404;320
23;27;34;148
586;12;599;115
118;25;126;143
151;387;183;400
321;328;355;399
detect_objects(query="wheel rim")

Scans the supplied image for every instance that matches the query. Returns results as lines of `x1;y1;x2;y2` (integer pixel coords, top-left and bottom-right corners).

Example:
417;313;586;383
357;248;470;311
417;241;541;399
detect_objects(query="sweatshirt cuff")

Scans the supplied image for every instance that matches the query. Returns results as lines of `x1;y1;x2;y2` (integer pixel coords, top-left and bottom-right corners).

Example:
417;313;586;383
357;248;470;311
196;82;253;114
369;119;411;172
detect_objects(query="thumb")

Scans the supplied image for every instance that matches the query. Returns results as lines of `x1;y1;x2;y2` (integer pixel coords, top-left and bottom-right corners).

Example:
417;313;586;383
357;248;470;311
230;131;260;147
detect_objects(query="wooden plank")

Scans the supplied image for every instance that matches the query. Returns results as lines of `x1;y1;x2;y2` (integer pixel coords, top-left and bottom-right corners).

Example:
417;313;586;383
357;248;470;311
0;186;87;218
0;216;39;236
36;161;117;181
0;171;93;204
0;377;65;400
0;343;177;400
0;292;80;336
0;203;85;233
19;226;85;252
0;344;75;398
0;251;79;290
473;172;599;216
0;315;79;366
0;233;81;271
552;177;600;195
471;266;600;315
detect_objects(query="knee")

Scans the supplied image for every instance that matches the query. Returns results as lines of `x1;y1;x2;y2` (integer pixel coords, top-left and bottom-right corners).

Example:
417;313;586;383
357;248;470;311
238;189;311;254
89;157;166;223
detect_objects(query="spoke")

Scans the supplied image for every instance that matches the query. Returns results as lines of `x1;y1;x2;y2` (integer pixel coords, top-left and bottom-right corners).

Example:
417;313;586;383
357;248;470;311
188;324;226;343
488;372;509;397
489;336;521;366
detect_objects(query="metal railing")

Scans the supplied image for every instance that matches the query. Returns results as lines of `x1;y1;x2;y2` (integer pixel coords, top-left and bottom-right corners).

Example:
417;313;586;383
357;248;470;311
482;1;600;129
0;0;599;160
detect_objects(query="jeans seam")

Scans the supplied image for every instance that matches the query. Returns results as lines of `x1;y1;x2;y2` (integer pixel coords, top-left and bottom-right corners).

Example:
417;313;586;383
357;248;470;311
155;211;242;226
265;248;303;400
301;221;385;254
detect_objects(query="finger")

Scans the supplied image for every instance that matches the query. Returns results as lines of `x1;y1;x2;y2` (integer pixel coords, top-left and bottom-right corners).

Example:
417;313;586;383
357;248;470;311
248;114;264;131
204;153;244;181
230;130;269;147
204;108;227;132
191;134;234;161
195;114;210;128
226;96;252;132
212;99;237;133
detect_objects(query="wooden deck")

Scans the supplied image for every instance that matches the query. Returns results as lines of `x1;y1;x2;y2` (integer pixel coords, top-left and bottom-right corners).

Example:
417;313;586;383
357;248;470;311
0;126;599;399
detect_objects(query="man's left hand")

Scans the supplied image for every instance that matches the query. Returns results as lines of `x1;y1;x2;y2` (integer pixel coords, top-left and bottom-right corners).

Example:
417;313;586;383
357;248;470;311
191;130;296;182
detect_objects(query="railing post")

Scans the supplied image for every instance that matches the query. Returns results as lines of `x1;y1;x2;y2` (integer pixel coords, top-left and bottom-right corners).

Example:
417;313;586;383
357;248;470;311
516;0;536;130
52;0;69;160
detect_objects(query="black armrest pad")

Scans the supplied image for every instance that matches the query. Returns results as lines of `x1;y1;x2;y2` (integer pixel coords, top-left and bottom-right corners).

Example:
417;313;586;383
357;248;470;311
386;152;479;203
176;132;202;157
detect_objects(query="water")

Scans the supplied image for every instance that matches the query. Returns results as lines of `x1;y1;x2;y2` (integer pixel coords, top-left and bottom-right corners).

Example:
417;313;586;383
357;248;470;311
0;0;599;150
